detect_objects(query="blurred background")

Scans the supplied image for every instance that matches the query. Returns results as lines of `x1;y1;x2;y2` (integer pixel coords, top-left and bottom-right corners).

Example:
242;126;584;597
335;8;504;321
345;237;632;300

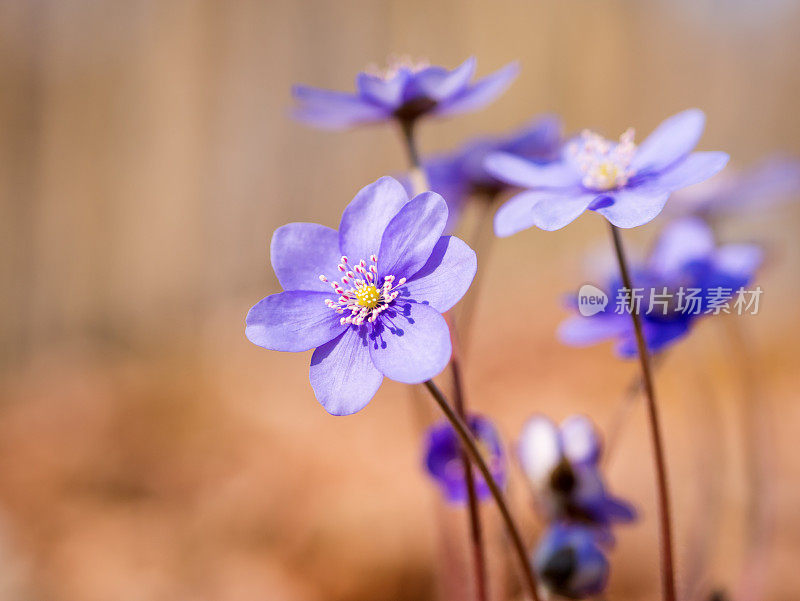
1;1;799;600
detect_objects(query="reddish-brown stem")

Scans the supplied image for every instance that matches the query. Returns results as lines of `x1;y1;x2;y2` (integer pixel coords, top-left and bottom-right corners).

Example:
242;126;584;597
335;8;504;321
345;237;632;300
399;120;489;601
608;223;676;601
424;379;541;601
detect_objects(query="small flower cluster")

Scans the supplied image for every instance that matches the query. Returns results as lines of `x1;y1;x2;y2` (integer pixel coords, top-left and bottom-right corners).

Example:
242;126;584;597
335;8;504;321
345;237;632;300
246;53;798;601
520;415;635;598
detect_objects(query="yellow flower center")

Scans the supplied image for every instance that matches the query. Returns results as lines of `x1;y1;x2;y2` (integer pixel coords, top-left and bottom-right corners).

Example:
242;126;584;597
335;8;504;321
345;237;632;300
355;284;381;309
589;161;623;191
570;128;637;191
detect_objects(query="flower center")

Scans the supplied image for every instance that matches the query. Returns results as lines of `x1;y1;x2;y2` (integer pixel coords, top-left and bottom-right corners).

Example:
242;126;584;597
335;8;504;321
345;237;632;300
570;128;637;191
365;53;430;81
319;255;405;326
355;283;381;309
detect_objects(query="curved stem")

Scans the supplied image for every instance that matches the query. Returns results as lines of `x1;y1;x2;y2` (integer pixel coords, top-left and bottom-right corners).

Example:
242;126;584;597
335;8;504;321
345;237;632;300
399;119;490;601
448;317;489;601
608;223;676;601
424;379;542;601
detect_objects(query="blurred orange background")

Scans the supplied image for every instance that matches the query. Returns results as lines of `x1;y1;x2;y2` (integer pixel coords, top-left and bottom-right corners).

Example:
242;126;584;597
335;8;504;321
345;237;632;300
1;1;799;600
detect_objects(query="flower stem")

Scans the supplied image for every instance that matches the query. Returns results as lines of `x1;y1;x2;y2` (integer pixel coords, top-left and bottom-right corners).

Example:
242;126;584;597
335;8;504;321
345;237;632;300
423;379;542;601
607;223;676;601
399;118;490;601
447;318;489;601
398;119;428;194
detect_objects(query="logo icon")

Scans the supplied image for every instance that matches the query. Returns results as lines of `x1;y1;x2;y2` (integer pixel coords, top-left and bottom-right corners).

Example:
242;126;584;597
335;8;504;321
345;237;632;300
578;284;608;316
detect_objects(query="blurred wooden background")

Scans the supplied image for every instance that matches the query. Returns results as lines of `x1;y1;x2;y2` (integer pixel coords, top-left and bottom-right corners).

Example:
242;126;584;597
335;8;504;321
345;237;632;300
1;2;800;601
1;0;799;367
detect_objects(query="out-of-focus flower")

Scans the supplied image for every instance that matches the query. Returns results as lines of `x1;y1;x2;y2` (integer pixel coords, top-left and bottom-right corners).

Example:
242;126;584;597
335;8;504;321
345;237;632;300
667;156;800;218
558;217;764;357
424;414;506;503
518;415;635;527
245;177;477;415
292;56;519;130
533;524;611;600
486;109;729;234
407;115;562;231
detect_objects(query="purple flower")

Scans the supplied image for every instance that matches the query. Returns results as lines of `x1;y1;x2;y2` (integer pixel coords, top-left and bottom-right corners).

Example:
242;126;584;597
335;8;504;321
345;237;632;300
292;56;519;130
424;414;506;503
558;217;763;357
667;155;800;218
486;109;729;234
245;177;477;415
518;415;636;528
533;524;611;600
408;115;562;231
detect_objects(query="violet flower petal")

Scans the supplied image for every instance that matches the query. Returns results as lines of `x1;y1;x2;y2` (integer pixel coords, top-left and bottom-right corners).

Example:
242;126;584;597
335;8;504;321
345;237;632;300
592;187;671;229
632;109;706;173
403;236;477;313
270;223;341;293
377;191;448;280
291;85;389;130
484;151;579;189
712;244;764;280
405;57;476;102
245;290;347;352
434;61;520;117
557;314;629;347
653;151;729;191
560;415;602;466
355;71;407;108
338;177;409;261
647;217;716;276
309;327;383;416
367;302;451;384
495;189;597;235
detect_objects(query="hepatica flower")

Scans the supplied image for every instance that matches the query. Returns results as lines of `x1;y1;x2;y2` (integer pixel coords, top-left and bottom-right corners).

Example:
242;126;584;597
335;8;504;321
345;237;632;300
518;415;635;528
292;55;519;130
424;414;506;503
245;177;477;415
533;524;611;600
486;109;729;235
559;217;764;357
410;115;562;230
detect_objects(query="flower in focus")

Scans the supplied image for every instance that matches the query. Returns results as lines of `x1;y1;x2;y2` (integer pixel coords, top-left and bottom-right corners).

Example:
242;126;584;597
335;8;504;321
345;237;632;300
292;55;519;130
558;217;764;357
533;523;611;600
245;177;477;415
408;115;562;231
424;414;506;503
667;155;800;219
486;109;729;234
518;415;636;527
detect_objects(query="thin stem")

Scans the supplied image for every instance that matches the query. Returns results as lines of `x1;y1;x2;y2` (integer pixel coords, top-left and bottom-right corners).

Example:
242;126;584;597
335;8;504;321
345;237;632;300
398;119;428;194
607;223;676;601
400;119;490;601
448;318;489;601
424;379;542;601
